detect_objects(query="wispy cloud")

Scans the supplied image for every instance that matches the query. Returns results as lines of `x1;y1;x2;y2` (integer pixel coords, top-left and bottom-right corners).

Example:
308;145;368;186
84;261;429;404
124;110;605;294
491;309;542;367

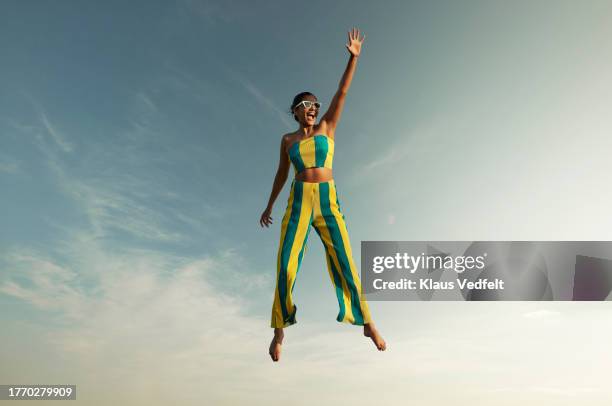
40;112;74;153
3;234;612;404
236;76;294;129
362;142;411;171
18;91;75;154
134;91;158;113
34;141;188;243
10;94;216;243
159;48;293;132
0;115;39;134
0;239;274;404
351;119;449;183
226;67;295;130
160;60;221;111
0;249;84;319
58;175;186;242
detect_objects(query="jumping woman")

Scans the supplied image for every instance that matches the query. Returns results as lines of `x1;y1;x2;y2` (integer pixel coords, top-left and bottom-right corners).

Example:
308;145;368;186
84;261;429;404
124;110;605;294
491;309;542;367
260;28;386;362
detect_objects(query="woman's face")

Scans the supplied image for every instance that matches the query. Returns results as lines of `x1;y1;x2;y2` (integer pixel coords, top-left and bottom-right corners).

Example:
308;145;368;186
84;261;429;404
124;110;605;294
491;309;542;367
293;94;319;126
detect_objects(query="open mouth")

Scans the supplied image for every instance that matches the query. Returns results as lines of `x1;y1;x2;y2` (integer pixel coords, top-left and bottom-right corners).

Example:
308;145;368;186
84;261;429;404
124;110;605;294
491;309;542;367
307;112;316;119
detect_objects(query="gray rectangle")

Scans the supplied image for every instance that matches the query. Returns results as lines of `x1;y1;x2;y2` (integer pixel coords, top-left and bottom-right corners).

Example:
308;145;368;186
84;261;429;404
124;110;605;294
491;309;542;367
361;241;612;301
0;385;76;400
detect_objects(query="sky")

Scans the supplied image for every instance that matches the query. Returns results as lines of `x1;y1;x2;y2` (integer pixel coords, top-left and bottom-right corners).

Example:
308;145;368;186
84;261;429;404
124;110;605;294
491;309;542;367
2;0;612;404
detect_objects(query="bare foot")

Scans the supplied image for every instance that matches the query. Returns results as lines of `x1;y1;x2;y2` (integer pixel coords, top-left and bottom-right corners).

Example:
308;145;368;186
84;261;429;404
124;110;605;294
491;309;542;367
269;328;284;362
364;323;386;351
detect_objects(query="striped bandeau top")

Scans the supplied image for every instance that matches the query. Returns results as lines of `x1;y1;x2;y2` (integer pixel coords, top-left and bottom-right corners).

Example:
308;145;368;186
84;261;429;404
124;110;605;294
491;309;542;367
287;134;335;174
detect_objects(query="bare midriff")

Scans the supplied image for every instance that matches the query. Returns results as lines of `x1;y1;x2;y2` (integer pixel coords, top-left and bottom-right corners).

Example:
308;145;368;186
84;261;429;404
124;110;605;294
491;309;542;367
295;167;333;183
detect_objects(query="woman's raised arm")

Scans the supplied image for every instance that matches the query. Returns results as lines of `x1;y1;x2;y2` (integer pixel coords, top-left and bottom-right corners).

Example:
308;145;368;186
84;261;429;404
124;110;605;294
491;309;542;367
321;28;366;134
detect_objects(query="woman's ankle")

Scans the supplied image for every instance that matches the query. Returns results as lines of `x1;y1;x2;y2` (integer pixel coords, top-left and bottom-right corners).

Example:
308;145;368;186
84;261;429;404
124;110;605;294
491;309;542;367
274;328;284;340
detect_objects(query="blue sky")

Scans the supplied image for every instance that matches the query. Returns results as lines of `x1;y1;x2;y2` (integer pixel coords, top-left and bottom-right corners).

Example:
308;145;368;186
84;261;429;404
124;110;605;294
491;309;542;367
2;1;612;404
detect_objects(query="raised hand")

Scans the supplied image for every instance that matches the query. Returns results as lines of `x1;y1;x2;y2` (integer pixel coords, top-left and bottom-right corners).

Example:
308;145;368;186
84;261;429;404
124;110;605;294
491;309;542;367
345;27;365;57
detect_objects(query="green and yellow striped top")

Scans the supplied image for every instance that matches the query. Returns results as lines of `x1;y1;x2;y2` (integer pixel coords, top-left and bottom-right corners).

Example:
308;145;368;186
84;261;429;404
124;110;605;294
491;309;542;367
288;134;334;175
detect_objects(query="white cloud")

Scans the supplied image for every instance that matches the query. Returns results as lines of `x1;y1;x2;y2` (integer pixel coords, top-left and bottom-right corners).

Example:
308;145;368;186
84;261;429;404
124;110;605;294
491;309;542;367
56;174;186;242
3;240;612;405
0;241;273;404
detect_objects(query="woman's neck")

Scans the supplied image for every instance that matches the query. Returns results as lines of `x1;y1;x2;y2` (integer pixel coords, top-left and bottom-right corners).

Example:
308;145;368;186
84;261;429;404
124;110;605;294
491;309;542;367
297;124;315;137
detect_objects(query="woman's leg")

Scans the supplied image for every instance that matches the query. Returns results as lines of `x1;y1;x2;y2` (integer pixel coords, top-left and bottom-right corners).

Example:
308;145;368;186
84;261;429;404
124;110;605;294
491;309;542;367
269;180;315;361
271;180;314;328
312;180;386;350
311;180;372;325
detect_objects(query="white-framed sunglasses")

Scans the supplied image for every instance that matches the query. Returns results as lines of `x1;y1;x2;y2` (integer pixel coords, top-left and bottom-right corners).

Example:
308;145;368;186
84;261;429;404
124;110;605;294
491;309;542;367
294;100;322;110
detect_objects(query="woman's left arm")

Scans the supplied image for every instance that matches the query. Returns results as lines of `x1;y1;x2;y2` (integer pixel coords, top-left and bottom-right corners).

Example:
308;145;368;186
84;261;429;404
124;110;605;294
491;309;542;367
321;28;366;134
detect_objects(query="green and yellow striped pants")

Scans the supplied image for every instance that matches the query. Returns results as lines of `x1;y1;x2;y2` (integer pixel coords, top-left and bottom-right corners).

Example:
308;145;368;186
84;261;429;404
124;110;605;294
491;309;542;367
271;179;372;328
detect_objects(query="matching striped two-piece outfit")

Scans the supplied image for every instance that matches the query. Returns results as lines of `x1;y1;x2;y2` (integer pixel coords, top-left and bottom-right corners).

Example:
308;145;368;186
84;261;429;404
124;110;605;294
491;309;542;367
271;134;372;328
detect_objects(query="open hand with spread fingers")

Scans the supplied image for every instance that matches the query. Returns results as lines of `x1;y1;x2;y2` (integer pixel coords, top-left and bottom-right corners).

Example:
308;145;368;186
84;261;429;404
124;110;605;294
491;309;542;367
345;27;365;57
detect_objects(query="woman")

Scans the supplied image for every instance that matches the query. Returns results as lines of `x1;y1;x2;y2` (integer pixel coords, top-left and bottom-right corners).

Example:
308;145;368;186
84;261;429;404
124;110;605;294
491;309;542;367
260;28;386;362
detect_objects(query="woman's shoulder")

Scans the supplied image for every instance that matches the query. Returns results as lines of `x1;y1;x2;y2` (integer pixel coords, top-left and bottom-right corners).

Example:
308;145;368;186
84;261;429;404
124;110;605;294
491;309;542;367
281;132;297;146
281;132;296;140
280;132;298;155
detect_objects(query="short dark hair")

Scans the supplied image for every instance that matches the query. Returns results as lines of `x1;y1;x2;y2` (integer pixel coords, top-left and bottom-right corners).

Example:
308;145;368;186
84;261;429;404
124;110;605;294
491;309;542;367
289;91;317;122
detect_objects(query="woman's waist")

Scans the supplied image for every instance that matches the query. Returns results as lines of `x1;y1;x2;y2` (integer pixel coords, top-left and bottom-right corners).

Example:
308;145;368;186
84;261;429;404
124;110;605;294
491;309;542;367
294;167;333;184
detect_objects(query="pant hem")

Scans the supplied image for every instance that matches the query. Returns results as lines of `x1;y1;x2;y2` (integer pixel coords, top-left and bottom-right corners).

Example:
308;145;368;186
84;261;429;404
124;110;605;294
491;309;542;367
271;319;297;329
336;317;372;327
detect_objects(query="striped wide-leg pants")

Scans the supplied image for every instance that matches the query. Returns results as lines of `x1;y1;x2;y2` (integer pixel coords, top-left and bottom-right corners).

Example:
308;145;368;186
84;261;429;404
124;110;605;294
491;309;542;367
271;178;372;328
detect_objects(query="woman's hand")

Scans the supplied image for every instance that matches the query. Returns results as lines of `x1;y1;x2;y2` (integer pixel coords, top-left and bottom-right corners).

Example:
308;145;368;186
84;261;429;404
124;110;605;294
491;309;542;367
345;27;365;57
260;206;273;228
